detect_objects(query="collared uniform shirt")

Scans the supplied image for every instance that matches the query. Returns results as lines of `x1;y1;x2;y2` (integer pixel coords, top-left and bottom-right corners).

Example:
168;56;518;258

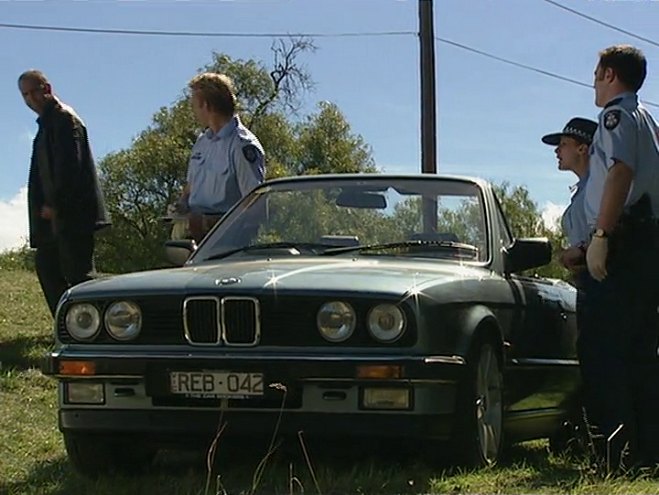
187;115;265;214
584;92;659;227
562;174;589;246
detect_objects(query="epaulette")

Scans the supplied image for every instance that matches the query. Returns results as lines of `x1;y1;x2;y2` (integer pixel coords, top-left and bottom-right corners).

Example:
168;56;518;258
235;126;254;142
604;97;622;109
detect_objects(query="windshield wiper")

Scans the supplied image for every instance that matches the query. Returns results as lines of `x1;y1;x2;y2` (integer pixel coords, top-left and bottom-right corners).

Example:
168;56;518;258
205;242;337;261
321;240;479;256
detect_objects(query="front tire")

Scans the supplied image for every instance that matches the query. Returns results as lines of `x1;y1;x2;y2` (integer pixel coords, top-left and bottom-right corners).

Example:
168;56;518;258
63;432;156;477
451;336;504;467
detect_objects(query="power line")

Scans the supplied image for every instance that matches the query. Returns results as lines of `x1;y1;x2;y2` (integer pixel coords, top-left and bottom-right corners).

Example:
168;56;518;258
435;36;659;109
542;0;659;49
435;36;592;88
3;19;658;109
0;22;416;38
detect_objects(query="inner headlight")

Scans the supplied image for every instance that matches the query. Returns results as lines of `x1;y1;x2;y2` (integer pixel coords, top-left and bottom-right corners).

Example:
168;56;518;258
367;304;406;342
317;301;356;342
65;303;101;341
104;301;142;341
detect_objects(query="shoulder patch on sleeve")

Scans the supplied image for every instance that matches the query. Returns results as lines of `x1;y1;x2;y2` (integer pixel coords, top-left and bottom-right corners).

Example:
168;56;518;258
604;110;621;130
242;144;260;163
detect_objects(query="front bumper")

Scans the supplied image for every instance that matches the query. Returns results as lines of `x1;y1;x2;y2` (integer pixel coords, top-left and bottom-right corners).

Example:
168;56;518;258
43;349;466;441
59;409;454;445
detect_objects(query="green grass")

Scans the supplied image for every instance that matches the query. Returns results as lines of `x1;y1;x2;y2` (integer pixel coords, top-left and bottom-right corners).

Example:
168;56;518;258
1;269;658;494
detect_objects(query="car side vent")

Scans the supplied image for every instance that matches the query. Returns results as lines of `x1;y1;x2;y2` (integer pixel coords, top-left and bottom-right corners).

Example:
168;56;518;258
222;297;260;346
184;297;220;345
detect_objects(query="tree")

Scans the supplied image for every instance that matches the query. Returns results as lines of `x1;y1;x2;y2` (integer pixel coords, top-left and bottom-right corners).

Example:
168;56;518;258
494;182;569;280
95;39;376;273
295;102;377;175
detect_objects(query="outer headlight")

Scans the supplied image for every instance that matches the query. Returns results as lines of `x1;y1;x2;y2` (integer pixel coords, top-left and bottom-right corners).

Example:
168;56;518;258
105;301;142;341
367;304;406;342
65;303;101;341
317;301;356;342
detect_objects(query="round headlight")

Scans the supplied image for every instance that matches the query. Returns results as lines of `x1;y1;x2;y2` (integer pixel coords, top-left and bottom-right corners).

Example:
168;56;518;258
317;301;356;342
105;301;142;341
65;303;101;341
367;304;406;342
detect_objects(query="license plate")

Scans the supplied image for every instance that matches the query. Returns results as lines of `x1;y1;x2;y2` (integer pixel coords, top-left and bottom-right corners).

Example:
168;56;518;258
169;371;264;399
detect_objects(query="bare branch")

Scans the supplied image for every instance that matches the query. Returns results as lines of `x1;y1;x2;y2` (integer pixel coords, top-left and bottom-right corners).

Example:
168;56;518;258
248;37;316;127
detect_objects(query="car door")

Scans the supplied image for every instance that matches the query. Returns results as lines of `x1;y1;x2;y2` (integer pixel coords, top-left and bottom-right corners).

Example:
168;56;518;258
490;193;579;416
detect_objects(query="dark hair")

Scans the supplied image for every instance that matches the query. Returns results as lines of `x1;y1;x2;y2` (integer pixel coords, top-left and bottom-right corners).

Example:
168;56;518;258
18;69;50;87
571;136;590;146
598;45;647;92
188;72;237;116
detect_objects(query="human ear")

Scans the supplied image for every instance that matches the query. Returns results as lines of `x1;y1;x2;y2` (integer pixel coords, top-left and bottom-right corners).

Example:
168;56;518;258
605;67;616;83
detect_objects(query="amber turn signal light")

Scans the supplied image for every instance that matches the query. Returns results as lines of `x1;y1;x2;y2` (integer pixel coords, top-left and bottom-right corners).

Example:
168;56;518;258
59;361;96;376
356;365;402;379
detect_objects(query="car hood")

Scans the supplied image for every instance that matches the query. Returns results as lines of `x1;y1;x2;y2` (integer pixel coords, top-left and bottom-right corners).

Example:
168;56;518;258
71;257;492;299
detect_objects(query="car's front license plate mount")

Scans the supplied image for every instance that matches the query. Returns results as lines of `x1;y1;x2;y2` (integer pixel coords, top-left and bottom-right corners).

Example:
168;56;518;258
169;371;264;399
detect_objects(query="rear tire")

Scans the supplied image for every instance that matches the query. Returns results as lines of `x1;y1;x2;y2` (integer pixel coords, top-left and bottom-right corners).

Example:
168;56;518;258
63;432;156;478
451;335;504;467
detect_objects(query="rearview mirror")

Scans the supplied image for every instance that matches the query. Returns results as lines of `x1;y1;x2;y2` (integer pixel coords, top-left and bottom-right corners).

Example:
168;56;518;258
336;190;387;209
504;237;551;274
165;239;197;267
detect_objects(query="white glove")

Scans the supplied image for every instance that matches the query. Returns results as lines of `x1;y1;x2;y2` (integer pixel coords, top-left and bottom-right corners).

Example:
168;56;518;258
586;236;608;282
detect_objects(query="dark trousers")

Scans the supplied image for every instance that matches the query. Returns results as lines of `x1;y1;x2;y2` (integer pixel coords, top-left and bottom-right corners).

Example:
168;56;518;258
35;233;95;316
577;241;659;463
188;213;224;244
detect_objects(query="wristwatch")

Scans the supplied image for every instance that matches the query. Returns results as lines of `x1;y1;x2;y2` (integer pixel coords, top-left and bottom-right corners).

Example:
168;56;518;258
592;228;609;238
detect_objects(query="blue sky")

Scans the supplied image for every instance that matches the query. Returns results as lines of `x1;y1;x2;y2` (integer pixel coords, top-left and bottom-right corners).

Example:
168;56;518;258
2;0;659;250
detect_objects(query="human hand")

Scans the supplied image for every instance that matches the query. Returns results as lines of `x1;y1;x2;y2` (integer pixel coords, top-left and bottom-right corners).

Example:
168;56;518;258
175;195;190;214
586;236;608;281
559;246;585;271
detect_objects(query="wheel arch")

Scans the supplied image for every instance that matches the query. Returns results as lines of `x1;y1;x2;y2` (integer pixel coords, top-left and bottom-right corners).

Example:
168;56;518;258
449;305;506;467
454;305;504;360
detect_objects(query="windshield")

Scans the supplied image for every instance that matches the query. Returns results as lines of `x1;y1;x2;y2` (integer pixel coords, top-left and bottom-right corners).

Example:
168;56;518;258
192;177;488;263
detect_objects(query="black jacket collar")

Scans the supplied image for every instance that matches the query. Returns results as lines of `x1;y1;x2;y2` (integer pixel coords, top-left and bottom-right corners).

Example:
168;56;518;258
36;98;58;125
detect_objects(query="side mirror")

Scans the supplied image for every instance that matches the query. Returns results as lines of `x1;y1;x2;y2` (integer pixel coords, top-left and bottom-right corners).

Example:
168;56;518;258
165;239;197;267
504;237;552;274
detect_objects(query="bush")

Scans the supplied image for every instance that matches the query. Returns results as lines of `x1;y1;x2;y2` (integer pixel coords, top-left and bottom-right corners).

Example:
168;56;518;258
0;245;35;272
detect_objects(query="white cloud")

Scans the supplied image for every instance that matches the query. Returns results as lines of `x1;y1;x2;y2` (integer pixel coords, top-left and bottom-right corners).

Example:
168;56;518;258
541;201;566;232
0;187;29;253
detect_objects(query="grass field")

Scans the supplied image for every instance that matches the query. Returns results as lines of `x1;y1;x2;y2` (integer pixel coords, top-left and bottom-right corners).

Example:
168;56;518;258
1;268;659;494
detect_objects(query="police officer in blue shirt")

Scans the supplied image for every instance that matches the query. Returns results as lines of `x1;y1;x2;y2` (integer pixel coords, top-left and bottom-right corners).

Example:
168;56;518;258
580;45;659;470
180;72;265;242
541;117;597;278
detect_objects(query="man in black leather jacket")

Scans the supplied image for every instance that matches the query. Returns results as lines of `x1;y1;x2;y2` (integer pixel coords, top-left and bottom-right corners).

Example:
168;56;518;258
18;70;110;316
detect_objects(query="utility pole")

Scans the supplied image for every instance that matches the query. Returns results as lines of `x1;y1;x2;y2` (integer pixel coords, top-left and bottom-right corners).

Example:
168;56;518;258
419;0;437;174
419;0;437;233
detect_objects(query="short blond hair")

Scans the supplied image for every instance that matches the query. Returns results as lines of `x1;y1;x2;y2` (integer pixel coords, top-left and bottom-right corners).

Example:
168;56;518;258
188;72;237;116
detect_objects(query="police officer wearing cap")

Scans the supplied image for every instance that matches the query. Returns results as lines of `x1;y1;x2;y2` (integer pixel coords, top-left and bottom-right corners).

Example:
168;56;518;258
580;44;659;469
542;117;597;277
180;72;265;243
